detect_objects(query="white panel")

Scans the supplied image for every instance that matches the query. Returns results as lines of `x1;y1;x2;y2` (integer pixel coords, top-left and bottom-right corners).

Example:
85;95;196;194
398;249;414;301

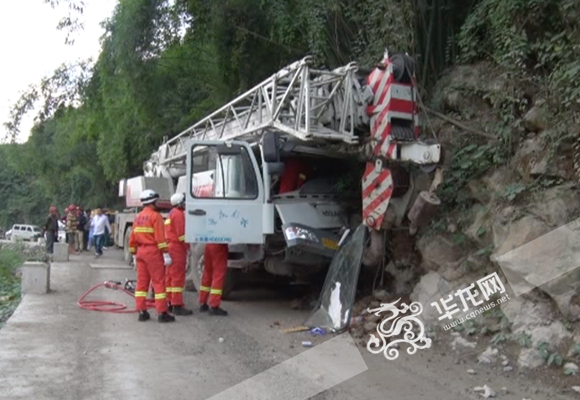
275;202;345;229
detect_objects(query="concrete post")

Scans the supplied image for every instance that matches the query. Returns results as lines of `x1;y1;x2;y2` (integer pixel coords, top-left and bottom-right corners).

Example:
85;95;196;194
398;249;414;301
53;242;69;262
21;262;50;295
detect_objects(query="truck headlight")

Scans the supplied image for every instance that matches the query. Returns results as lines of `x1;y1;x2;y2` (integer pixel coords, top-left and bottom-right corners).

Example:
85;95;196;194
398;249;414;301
284;226;320;244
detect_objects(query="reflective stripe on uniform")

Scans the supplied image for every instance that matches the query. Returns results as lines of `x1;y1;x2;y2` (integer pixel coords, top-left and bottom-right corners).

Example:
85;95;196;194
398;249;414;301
134;227;155;233
135;291;148;297
158;242;168;250
200;285;211;292
164;219;171;225
173;287;184;293
154;292;167;300
178;235;186;242
210;288;223;295
129;247;136;253
166;287;173;292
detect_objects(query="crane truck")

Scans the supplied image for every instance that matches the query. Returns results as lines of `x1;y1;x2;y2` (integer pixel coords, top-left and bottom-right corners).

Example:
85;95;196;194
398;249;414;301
115;50;443;297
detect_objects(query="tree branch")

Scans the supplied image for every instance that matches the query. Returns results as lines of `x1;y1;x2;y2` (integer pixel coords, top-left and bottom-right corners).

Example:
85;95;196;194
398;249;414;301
420;105;498;140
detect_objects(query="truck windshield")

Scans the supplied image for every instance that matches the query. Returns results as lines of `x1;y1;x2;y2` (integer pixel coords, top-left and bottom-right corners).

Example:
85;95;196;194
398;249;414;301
191;145;258;200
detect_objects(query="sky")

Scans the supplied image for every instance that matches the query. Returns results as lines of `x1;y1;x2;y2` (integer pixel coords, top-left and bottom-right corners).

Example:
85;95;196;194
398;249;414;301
0;0;118;143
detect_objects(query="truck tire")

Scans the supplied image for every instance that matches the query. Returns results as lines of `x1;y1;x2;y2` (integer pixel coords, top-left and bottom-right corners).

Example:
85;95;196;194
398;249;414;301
188;243;236;300
123;227;133;265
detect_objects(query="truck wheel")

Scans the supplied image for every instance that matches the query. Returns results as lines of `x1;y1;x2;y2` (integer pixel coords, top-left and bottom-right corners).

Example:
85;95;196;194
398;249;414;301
188;243;205;293
222;270;237;300
188;243;236;300
123;227;133;265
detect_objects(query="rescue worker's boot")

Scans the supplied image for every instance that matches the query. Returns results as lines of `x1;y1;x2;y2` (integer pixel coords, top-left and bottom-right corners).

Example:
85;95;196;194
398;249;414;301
138;310;151;322
199;304;209;312
209;307;228;316
172;305;193;316
158;312;176;323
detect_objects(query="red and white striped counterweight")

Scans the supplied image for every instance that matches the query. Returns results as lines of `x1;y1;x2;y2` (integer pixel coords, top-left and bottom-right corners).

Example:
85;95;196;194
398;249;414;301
362;52;419;230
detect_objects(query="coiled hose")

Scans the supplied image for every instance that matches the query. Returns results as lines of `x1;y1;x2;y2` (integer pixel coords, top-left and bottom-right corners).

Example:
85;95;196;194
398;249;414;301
78;281;155;313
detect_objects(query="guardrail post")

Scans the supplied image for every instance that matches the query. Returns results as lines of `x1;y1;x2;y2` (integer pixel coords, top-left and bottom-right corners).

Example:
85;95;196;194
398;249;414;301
21;261;51;295
53;242;69;262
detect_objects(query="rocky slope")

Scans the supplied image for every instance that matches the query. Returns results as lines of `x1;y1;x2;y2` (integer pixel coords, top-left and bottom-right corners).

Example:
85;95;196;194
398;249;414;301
354;62;580;382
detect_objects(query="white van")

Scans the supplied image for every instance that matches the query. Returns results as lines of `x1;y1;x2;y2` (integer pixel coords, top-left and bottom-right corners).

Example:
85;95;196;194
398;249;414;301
10;224;43;242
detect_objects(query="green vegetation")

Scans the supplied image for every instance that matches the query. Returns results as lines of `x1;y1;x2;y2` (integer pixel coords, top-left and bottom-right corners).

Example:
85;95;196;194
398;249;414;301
0;0;578;230
0;249;24;328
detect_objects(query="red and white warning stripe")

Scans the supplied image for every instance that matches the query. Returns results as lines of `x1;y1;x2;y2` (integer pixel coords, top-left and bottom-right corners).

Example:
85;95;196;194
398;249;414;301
361;55;419;230
362;163;393;230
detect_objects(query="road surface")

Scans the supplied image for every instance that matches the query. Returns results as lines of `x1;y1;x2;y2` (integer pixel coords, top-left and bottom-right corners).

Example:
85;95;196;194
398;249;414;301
0;250;573;399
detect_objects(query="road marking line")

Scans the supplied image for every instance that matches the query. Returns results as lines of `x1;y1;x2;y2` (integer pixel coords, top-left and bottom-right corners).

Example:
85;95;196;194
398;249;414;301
206;333;368;400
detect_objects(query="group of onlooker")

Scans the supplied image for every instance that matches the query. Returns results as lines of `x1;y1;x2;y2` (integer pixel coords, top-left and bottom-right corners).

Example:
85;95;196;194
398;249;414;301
44;204;115;258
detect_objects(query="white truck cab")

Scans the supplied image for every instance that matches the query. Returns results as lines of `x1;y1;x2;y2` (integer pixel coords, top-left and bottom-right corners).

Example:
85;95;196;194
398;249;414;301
184;134;356;290
186;140;267;245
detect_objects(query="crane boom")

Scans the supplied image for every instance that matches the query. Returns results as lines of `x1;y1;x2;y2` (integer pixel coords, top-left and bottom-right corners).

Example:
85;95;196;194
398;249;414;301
144;57;373;178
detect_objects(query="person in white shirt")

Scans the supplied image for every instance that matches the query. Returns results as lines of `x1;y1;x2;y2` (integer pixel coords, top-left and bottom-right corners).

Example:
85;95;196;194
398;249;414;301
91;207;112;258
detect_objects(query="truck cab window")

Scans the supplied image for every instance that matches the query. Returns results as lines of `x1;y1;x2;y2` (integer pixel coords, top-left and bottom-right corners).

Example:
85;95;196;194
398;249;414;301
191;145;258;200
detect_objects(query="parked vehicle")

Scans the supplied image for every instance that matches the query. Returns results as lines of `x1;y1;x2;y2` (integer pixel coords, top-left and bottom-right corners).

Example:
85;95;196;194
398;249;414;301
10;224;43;242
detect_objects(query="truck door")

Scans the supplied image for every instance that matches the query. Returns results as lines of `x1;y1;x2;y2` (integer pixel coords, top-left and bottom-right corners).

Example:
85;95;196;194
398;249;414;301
186;140;265;244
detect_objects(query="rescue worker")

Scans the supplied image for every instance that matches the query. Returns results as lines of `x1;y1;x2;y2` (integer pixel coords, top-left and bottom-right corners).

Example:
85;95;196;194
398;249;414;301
129;190;175;323
278;157;310;194
164;193;193;316
199;243;229;316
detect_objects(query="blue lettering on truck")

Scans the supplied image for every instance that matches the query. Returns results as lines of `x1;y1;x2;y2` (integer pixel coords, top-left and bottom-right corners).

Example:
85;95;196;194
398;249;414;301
194;236;232;243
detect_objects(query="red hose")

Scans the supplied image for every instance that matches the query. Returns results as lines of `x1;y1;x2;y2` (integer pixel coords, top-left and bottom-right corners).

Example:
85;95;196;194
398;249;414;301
78;282;155;313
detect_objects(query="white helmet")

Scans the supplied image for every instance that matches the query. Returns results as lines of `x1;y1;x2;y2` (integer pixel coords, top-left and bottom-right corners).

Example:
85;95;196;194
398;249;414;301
170;193;185;207
140;189;160;205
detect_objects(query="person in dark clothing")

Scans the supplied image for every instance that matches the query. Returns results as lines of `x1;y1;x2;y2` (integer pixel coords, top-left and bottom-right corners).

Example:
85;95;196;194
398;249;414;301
83;209;91;251
43;206;59;254
77;208;87;252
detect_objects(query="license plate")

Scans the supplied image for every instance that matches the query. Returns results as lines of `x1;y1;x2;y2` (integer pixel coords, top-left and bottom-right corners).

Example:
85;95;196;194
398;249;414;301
322;238;339;250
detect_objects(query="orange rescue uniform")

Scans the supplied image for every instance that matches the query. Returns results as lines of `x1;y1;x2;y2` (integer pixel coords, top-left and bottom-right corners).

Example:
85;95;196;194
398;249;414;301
199;243;228;308
164;207;188;306
129;206;169;314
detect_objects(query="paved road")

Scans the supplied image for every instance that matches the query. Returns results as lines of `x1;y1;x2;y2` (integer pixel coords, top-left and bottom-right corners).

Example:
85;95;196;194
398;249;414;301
0;250;572;399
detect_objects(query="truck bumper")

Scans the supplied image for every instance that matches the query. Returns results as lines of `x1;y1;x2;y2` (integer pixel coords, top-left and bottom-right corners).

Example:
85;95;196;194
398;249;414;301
282;223;341;259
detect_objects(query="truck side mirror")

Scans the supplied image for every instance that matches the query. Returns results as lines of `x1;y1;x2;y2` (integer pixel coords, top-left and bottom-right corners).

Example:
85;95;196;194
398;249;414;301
262;132;280;163
268;162;285;176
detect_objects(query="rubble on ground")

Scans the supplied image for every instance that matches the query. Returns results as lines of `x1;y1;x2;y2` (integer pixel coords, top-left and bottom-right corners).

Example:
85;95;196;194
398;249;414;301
473;384;497;398
478;347;499;365
349;292;414;344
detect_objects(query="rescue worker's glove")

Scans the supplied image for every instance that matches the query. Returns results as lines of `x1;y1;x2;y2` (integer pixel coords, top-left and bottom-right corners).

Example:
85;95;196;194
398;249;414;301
163;253;173;266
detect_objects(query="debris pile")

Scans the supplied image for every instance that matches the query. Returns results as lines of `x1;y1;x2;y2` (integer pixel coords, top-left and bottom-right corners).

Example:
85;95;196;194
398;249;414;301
348;291;413;345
